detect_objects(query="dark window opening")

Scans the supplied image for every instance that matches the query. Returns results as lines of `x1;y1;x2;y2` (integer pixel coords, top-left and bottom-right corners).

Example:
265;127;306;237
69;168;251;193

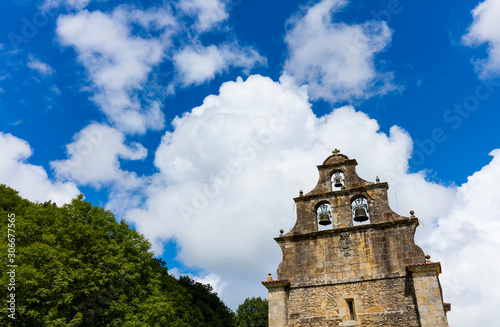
346;299;355;320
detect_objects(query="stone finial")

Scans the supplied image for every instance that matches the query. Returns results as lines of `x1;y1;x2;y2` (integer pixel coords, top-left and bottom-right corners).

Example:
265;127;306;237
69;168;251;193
376;176;380;183
332;148;340;156
425;254;431;263
267;273;272;281
410;210;415;218
299;189;303;197
280;229;284;236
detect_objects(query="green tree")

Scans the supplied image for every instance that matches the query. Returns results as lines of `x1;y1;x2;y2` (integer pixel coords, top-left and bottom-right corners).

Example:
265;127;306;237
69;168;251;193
178;275;236;326
0;185;231;326
235;297;268;327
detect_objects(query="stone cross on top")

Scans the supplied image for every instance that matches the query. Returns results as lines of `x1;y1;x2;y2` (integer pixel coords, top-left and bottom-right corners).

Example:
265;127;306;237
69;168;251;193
332;148;340;156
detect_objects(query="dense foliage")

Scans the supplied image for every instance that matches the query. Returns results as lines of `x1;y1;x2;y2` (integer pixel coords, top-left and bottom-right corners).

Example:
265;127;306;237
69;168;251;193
235;297;268;327
178;276;235;326
0;185;235;326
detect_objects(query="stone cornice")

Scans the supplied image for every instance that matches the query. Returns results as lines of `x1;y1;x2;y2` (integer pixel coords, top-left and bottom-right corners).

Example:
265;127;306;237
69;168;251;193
275;218;419;243
289;272;409;289
262;279;291;289
294;183;389;202
407;262;442;275
318;158;358;169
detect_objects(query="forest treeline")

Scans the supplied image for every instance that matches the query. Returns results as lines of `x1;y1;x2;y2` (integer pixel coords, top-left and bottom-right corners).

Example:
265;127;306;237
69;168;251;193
0;185;267;326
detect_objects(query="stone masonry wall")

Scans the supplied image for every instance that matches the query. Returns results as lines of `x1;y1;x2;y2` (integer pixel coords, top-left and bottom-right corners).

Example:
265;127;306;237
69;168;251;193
286;277;420;327
263;281;291;327
409;264;448;327
276;220;425;285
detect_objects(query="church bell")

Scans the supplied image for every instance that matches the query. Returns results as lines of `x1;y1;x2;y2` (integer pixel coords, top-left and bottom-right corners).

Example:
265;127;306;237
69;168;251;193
333;172;343;188
353;207;369;222
318;204;332;225
318;213;332;225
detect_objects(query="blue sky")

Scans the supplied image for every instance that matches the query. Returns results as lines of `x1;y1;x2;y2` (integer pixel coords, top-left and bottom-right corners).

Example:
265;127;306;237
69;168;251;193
1;0;500;325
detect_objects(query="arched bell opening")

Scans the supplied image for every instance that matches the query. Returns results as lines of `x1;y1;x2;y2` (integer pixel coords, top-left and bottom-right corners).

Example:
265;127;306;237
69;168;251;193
315;201;333;231
350;196;370;225
331;171;345;191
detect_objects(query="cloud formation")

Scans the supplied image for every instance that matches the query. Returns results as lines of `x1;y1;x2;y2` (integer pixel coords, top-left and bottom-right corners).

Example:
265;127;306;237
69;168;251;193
177;0;229;32
50;122;149;218
56;7;174;134
425;149;500;326
27;54;54;76
41;0;93;11
173;43;266;86
51;123;147;189
123;74;460;309
284;0;395;102
0;132;79;205
55;3;265;133
463;0;500;77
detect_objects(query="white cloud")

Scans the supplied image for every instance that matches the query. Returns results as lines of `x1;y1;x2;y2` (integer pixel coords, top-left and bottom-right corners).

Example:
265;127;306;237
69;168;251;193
51;123;147;189
0;132;79;205
56;7;176;133
51;123;148;217
177;0;228;32
124;74;459;309
284;0;395;102
463;0;500;77
169;267;226;296
174;45;225;86
173;43;266;86
193;273;226;295
56;4;265;132
27;54;54;76
425;149;500;327
41;0;93;11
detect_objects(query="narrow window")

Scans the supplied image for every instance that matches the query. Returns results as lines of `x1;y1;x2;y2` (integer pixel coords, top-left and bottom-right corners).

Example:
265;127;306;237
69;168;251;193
346;299;355;320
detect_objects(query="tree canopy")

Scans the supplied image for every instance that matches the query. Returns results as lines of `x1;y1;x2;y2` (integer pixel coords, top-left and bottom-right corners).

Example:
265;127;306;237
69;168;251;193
235;297;268;327
0;185;236;326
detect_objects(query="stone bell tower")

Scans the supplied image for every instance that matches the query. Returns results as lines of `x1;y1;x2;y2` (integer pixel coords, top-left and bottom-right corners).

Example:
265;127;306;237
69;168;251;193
263;150;450;327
